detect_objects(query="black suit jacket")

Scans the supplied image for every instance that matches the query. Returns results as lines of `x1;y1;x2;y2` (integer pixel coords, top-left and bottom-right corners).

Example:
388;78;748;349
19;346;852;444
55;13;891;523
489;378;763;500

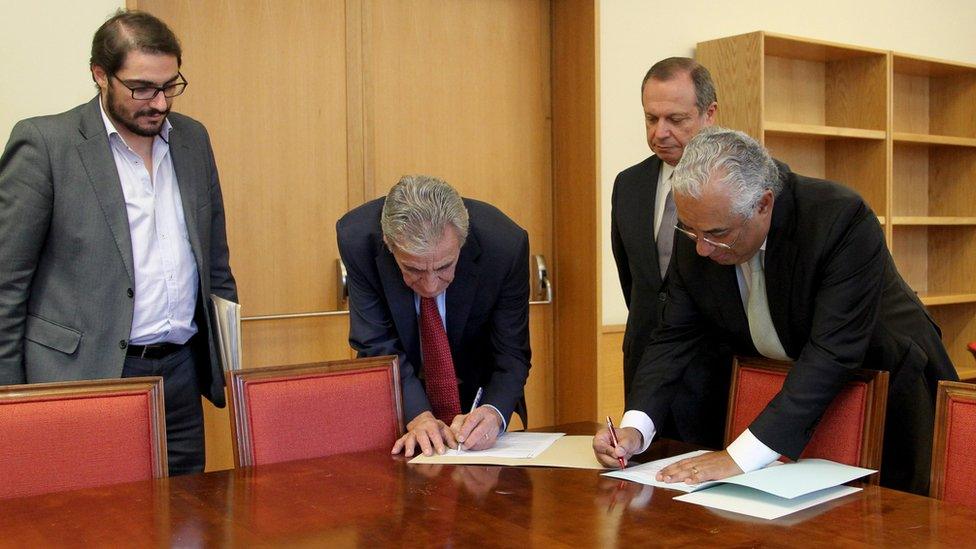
628;162;957;494
611;155;729;447
337;197;531;424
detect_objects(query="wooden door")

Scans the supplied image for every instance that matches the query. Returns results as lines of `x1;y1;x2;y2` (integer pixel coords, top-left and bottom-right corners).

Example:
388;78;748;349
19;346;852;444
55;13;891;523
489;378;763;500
135;0;554;471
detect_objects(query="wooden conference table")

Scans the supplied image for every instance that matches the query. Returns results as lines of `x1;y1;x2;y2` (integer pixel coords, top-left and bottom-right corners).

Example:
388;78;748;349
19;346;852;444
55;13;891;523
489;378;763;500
2;423;973;547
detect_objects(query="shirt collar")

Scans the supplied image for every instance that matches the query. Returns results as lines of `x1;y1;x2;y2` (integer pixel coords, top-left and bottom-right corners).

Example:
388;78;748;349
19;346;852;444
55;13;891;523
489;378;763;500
98;96;172;147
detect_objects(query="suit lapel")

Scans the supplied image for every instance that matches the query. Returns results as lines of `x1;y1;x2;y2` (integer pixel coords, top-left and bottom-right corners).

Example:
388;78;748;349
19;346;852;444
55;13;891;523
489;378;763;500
168;122;204;272
639;157;665;286
445;235;481;352
764;168;799;355
377;247;419;360
76;97;134;285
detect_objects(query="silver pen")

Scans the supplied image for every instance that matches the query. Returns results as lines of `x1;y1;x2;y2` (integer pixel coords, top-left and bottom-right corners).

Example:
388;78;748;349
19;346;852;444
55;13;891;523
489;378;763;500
459;387;484;454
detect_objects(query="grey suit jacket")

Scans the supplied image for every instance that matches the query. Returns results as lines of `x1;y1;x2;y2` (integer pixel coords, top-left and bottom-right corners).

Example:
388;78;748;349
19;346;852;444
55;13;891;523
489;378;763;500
0;96;237;405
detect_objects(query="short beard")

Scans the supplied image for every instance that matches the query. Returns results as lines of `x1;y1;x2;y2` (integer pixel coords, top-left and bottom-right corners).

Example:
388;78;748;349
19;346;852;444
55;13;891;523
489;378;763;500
106;85;169;138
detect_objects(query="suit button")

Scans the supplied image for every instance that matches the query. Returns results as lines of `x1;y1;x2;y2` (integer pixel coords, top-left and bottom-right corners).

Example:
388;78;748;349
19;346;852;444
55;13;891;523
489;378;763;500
127;288;134;298
119;340;128;349
658;292;667;302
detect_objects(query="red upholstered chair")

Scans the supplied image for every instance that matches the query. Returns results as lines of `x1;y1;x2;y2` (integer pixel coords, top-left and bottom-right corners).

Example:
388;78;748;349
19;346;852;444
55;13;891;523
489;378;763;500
930;380;976;507
0;377;167;499
228;356;403;467
724;356;888;478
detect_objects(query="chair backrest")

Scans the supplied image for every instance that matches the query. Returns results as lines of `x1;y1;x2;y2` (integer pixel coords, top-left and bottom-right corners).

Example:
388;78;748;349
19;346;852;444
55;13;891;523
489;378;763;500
228;356;403;467
0;377;167;499
930;380;976;507
724;356;888;475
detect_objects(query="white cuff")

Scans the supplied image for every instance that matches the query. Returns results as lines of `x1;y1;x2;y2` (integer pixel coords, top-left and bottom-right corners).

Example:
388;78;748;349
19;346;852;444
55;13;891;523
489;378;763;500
485;404;507;432
727;429;780;473
620;410;656;453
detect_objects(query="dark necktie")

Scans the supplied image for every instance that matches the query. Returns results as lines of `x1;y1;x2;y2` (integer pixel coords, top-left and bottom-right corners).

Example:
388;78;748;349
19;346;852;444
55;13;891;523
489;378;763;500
420;297;461;423
657;188;677;278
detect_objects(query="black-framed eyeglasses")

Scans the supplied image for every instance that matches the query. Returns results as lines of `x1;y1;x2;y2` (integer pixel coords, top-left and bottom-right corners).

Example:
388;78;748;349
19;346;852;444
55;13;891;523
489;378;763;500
674;223;742;251
110;72;188;100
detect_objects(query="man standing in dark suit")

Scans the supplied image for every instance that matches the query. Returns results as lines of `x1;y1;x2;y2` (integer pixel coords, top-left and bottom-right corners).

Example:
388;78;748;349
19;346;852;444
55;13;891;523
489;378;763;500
337;175;531;457
611;57;729;447
0;10;237;475
595;127;957;495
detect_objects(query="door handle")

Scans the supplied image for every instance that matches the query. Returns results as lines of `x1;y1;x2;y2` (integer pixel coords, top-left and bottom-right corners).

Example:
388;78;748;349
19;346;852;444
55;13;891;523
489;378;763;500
337;258;349;310
531;254;552;304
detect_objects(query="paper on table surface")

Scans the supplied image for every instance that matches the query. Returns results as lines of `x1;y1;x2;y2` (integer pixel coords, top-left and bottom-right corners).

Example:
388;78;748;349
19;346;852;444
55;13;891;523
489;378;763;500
674;483;862;520
602;450;713;493
409;434;606;469
604;453;873;499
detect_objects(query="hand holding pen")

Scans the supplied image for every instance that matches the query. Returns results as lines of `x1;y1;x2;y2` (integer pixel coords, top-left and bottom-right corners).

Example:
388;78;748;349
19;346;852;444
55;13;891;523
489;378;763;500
451;387;502;452
606;416;627;469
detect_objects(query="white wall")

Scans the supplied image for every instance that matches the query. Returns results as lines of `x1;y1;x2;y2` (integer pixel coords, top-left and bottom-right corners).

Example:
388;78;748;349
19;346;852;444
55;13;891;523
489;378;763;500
0;0;123;151
599;0;976;325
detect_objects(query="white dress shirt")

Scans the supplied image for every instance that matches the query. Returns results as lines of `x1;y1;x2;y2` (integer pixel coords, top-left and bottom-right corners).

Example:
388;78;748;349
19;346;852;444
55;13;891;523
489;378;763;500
621;240;781;473
100;101;199;346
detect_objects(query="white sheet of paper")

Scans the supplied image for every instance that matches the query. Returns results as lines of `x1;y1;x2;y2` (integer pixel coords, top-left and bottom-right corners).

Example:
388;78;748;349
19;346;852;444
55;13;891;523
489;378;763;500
442;432;564;458
604;454;873;499
601;450;713;493
674;484;862;520
409;435;605;469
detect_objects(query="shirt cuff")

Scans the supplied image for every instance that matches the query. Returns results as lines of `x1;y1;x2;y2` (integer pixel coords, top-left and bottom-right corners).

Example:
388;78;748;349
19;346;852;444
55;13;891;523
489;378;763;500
620;410;656;453
727;429;781;473
485;404;507;432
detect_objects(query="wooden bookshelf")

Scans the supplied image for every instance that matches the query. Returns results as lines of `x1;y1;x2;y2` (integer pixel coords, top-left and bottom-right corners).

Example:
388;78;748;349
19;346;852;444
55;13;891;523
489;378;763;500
698;31;976;380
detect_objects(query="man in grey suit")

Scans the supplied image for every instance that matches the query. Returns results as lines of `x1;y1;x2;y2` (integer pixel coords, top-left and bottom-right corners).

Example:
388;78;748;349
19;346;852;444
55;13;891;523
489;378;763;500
0;10;236;475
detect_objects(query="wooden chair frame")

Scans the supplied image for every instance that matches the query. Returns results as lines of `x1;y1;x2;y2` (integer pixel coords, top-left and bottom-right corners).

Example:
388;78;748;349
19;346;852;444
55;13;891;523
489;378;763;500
227;356;403;468
0;376;168;480
929;380;976;501
724;356;889;474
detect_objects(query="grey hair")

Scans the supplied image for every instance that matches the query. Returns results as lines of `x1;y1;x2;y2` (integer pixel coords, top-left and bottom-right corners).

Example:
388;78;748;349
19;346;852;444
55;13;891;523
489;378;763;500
381;175;469;255
672;127;781;219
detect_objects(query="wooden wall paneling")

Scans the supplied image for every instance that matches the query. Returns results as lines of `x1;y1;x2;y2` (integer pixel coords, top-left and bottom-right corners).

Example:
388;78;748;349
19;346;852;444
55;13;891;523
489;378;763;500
929;72;976;138
137;0;351;318
893;72;930;134
598;327;625;422
764;134;825;178
826;55;888;131
552;0;598;423
825;138;887;213
891;226;929;293
892;143;930;215
929;226;976;296
930;147;976;217
763;55;825;126
362;0;555;424
930;304;976;381
696;32;763;141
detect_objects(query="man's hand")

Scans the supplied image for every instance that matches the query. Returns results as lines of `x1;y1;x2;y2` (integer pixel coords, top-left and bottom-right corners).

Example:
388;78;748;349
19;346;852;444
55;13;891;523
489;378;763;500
656;450;743;484
593;426;643;468
450;406;503;451
391;411;458;457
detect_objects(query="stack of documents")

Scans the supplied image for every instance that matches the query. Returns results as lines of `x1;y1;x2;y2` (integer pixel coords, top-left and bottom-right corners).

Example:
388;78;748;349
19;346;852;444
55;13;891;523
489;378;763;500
603;451;874;520
409;432;606;469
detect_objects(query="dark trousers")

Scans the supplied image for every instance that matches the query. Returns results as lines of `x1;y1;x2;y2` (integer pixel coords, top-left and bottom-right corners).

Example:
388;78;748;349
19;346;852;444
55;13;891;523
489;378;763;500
122;346;205;476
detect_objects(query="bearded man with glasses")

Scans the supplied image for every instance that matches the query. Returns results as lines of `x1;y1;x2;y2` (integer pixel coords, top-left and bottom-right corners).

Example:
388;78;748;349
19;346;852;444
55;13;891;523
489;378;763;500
595;127;957;496
0;9;236;476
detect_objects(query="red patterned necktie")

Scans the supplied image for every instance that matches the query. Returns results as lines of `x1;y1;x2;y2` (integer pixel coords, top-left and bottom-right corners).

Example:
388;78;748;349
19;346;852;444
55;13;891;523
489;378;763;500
420;297;461;423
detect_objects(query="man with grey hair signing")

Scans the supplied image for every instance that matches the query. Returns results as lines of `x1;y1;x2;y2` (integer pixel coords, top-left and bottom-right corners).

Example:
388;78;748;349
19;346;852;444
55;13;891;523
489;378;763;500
337;175;531;457
594;127;956;495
